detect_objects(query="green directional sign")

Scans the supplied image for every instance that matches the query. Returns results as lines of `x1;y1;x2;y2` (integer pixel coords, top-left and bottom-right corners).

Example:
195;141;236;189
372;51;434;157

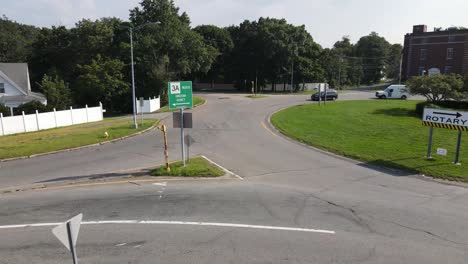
168;81;193;109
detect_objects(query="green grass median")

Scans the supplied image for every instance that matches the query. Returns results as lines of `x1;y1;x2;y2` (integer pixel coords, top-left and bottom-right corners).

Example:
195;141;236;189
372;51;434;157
271;100;468;181
0;118;158;159
150;157;225;177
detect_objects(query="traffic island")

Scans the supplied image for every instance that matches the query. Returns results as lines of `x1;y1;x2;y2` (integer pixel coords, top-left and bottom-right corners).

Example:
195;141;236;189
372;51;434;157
150;156;225;177
270;100;468;182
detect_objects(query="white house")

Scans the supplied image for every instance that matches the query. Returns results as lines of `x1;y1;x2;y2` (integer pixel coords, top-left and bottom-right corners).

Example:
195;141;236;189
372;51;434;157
0;63;47;109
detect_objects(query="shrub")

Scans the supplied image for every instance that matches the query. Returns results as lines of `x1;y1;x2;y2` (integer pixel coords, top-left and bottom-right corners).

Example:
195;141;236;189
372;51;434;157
0;104;10;116
415;101;468;116
14;101;52;115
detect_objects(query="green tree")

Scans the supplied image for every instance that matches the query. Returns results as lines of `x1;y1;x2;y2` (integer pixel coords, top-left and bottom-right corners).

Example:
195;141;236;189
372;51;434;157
38;74;72;110
129;0;217;99
73;55;129;112
385;44;403;80
355;32;391;84
193;25;234;85
407;74;466;103
0;16;40;62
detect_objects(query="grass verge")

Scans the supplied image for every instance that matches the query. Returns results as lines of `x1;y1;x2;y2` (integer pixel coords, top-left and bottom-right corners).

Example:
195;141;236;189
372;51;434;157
0;118;159;159
156;96;205;113
150;156;225;177
271;100;468;181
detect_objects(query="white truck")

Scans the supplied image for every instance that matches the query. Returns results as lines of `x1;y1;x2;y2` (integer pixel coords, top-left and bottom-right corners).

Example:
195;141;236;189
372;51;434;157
375;85;409;99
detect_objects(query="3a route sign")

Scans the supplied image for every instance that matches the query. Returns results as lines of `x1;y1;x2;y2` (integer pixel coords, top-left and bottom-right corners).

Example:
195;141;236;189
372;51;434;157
168;81;193;109
423;108;468;131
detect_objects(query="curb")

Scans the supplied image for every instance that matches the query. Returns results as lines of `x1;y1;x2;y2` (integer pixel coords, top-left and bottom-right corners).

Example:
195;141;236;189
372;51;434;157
265;106;468;188
1;121;160;163
0;155;238;194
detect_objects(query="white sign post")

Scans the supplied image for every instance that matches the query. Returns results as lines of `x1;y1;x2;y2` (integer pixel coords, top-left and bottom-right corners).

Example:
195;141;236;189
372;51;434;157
52;214;83;264
423;108;467;164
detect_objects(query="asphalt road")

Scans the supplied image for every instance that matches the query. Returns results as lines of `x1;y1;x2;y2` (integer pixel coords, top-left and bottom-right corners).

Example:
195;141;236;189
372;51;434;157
1;91;467;263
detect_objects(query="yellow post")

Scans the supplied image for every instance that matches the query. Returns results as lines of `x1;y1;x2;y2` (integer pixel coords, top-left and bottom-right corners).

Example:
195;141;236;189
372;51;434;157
158;125;170;172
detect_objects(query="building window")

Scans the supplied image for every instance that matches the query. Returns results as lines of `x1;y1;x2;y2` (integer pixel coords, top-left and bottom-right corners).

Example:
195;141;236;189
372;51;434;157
0;83;4;93
447;48;454;60
420;49;427;61
444;66;453;74
419;67;426;76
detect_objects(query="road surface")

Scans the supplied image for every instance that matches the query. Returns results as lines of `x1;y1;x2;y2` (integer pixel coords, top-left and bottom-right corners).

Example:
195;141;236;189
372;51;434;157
1;91;467;263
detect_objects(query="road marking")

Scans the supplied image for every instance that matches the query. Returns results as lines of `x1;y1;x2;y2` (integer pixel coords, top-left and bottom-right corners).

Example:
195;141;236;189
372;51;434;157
0;220;335;235
261;121;280;138
201;155;244;180
116;243;127;247
152;182;167;187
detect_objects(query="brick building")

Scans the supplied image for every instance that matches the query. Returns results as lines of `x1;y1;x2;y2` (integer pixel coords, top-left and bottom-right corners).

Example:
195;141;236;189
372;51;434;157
402;25;468;81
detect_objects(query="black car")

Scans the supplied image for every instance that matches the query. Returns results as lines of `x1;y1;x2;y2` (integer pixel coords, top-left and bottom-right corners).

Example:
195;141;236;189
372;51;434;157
311;90;338;101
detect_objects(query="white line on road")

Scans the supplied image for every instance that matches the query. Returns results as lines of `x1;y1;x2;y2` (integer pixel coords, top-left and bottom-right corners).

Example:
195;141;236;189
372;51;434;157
152;182;167;187
201;155;244;180
0;220;334;235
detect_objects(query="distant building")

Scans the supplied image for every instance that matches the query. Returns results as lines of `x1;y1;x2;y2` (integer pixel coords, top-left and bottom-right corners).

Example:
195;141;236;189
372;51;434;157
402;25;468;81
0;63;47;108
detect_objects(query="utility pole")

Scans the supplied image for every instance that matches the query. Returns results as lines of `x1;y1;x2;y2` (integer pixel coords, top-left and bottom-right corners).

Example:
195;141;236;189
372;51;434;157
130;27;138;129
398;52;403;84
290;59;294;93
338;56;342;90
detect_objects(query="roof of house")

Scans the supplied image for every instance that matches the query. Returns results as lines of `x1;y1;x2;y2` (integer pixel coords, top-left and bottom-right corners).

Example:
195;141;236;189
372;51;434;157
0;94;46;105
0;63;31;94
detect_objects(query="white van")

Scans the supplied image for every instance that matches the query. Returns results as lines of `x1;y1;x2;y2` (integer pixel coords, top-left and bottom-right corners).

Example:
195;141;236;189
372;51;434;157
375;85;409;99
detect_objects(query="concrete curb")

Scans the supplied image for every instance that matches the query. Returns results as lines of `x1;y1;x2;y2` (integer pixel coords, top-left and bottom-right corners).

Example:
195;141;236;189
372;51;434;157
0;155;239;194
265;106;468;188
0;121;160;163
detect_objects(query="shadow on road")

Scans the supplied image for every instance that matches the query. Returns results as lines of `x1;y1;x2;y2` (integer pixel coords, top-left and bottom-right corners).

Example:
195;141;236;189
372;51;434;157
35;170;151;184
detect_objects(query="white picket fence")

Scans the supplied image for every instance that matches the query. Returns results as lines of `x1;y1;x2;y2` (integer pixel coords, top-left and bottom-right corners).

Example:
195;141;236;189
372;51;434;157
136;96;160;114
0;103;105;136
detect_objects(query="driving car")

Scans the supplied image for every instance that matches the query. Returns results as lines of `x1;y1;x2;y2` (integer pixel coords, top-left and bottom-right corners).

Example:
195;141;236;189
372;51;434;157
311;89;338;101
375;85;409;99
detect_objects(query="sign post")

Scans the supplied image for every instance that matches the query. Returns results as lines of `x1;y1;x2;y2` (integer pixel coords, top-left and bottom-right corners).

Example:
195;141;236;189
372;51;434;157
139;97;144;127
455;131;462;165
423;108;467;165
426;127;434;159
52;214;83;264
168;81;193;167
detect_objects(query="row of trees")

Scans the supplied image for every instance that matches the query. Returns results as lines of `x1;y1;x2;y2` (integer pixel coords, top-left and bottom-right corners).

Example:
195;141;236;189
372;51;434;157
1;0;402;113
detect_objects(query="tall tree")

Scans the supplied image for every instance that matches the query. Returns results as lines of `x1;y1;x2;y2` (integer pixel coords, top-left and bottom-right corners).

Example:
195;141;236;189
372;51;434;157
355;32;391;84
38;74;72;110
0;16;40;62
129;0;217;101
73;55;129;112
193;25;234;85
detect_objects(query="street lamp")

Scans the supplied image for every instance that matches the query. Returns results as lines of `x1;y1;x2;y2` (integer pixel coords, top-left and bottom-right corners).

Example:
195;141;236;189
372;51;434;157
129;22;160;129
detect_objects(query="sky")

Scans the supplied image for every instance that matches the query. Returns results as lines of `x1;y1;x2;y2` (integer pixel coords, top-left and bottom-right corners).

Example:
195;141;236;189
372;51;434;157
1;0;467;48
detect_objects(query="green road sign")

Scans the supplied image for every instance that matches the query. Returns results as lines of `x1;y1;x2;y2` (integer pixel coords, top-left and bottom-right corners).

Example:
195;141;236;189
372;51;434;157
168;81;193;109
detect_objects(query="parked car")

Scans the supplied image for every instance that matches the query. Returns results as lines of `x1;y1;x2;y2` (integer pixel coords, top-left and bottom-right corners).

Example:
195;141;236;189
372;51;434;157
311;90;338;101
375;85;409;99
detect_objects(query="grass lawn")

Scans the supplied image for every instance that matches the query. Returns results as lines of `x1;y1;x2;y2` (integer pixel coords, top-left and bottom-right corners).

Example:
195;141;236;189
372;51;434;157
156;96;205;113
271;100;468;181
151;156;225;177
246;95;268;99
0;118;158;159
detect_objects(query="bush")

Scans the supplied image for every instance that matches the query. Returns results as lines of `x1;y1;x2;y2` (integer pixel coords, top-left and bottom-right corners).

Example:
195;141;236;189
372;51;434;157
14;101;52;115
415;101;468;116
0;104;10;116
